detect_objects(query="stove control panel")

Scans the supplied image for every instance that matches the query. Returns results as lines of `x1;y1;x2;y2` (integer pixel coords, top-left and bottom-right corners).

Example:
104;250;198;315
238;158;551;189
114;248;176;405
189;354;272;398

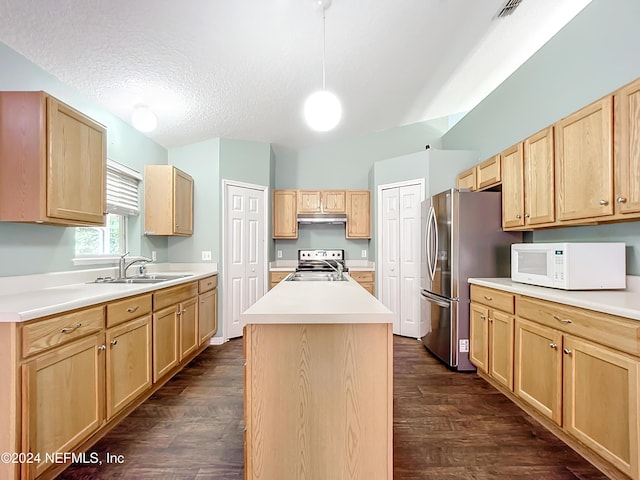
298;249;344;261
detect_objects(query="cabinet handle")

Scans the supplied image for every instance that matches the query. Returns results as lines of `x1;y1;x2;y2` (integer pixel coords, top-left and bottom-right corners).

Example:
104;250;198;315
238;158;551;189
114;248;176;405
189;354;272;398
524;213;530;218
126;306;139;313
553;315;572;324
182;309;187;314
177;310;182;316
515;214;522;219
599;199;609;206
488;317;493;323
549;342;558;349
563;348;572;355
617;196;627;203
98;344;107;351
480;314;486;320
60;323;82;333
110;339;118;346
483;295;493;301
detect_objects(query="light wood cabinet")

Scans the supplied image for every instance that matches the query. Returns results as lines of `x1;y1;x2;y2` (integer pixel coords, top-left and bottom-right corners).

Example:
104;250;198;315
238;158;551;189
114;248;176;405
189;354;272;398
272;190;297;239
198;275;218;345
523;126;555;226
144;165;194;236
477;155;501;190
0;91;106;226
613;77;640;217
563;336;640;478
152;305;180;383
514;317;563;425
179;297;198;360
297;190;346;213
22;333;105;479
349;270;375;295
269;270;293;290
105;315;152;419
244;322;392;480
469;286;515;390
456;167;476;191
501;143;525;229
346;190;371;238
555;96;614;221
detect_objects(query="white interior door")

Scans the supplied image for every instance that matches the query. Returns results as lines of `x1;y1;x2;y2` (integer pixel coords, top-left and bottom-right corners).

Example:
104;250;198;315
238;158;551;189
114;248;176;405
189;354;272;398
225;182;266;339
378;180;424;338
381;188;400;333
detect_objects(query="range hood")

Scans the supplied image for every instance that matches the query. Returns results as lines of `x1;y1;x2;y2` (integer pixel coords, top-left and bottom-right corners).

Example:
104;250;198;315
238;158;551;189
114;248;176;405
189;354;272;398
297;213;347;224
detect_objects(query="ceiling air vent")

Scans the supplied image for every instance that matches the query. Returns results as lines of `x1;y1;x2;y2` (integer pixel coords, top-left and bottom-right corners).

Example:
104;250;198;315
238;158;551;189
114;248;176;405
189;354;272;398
495;0;523;18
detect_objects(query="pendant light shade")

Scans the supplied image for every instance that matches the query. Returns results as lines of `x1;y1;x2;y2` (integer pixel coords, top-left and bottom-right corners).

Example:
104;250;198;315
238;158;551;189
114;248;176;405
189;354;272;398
131;105;157;132
304;0;341;132
304;89;342;132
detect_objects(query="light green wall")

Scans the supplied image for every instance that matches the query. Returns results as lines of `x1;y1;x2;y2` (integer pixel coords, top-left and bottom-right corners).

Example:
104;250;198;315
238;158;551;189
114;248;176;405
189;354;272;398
0;42;168;277
441;0;640;275
274;118;448;261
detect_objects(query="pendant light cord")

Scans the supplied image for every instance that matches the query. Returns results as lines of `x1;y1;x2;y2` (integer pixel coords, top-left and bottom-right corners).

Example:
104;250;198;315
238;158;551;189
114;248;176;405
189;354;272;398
322;7;326;89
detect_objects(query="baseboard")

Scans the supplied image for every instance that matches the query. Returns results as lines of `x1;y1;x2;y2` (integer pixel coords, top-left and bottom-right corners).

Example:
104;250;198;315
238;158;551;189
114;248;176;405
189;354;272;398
209;336;226;345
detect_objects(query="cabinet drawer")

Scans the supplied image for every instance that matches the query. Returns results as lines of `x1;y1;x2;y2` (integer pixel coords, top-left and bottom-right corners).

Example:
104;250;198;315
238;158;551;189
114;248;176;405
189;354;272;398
198;275;218;293
517;296;640;357
22;306;105;358
153;282;198;311
106;293;152;328
470;285;514;314
350;270;374;283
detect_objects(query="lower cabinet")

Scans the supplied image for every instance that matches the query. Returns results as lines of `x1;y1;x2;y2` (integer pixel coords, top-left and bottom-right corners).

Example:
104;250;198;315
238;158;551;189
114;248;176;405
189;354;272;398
152;305;180;382
350;270;375;295
198;288;218;345
269;270;292;290
179;297;198;360
105;315;152;419
22;333;105;480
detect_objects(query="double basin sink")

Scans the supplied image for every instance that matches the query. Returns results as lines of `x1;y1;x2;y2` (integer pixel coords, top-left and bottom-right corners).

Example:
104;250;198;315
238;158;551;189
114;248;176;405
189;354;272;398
92;273;193;285
285;272;347;282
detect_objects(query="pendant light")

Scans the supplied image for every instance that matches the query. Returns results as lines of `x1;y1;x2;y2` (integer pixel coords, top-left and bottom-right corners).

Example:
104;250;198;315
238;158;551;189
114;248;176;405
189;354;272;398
304;0;342;132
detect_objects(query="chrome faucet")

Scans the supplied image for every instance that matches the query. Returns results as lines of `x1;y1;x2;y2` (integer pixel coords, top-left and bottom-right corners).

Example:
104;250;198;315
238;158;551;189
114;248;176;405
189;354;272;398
319;259;344;279
118;252;153;279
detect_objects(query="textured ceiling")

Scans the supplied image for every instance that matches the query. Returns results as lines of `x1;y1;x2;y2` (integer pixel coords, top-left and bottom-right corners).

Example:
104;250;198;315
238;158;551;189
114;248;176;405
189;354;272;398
0;0;591;154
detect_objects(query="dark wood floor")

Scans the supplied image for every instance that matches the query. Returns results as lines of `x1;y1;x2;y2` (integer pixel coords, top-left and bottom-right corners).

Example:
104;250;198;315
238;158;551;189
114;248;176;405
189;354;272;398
60;336;609;479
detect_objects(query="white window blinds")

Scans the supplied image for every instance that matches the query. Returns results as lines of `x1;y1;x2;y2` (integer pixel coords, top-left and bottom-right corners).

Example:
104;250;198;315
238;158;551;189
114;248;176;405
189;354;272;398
106;159;142;216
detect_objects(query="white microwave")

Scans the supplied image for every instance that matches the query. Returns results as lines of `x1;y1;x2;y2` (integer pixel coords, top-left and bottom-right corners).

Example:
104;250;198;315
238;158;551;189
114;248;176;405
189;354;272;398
511;242;626;290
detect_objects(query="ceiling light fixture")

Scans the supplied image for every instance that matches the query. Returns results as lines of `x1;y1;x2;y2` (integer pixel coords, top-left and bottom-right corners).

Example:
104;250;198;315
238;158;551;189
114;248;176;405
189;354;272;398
131;105;158;132
304;0;342;132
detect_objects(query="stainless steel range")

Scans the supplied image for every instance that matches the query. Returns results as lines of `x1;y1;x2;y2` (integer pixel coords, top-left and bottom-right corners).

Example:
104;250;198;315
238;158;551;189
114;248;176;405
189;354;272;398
296;249;348;273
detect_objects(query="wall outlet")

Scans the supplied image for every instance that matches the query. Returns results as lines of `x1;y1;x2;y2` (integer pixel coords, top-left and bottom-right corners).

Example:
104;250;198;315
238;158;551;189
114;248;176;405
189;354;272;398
151;251;157;261
459;339;469;353
361;249;367;258
202;251;212;261
277;250;283;258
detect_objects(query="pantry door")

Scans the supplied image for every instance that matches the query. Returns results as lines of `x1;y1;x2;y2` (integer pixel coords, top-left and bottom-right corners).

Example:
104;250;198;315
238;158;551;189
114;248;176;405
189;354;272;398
378;180;424;338
223;181;267;339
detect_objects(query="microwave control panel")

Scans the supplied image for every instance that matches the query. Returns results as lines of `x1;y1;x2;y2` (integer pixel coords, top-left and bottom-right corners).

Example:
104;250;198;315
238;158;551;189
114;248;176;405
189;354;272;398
553;249;564;282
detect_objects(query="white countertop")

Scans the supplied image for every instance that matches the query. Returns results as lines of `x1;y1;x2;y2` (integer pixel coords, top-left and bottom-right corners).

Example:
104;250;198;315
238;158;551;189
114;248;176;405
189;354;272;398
469;276;640;321
0;264;218;323
242;274;392;324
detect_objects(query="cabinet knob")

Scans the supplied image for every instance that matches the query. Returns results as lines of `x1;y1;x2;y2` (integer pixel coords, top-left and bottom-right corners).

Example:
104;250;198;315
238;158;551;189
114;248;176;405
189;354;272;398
175;224;180;228
549;342;558;349
488;317;493;323
98;344;107;351
563;348;572;355
599;199;609;206
617;196;627;203
110;339;118;346
515;214;522;219
524;213;530;218
480;314;486;320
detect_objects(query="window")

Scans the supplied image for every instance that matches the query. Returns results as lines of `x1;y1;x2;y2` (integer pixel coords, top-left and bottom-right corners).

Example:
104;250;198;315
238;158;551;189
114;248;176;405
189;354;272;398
74;160;141;261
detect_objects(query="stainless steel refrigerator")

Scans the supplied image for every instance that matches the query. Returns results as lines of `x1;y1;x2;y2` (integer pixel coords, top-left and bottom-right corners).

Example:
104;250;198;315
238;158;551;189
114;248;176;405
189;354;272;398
420;188;522;371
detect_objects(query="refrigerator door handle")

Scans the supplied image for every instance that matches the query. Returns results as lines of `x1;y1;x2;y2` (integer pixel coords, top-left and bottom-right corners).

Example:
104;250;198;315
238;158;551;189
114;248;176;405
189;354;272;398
421;290;451;308
427;206;438;281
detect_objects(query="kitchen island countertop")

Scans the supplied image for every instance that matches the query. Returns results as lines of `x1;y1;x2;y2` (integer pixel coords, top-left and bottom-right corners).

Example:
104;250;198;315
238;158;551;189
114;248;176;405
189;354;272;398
242;274;392;324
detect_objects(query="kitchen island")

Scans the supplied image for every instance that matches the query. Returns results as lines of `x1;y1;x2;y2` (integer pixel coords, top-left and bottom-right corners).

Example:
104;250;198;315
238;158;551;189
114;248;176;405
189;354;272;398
241;275;393;480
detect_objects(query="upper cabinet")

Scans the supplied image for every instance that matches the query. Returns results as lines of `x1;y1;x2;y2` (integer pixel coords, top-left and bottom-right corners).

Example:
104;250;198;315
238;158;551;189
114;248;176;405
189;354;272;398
0;91;106;226
476;155;501;190
297;190;346;213
346;190;371;239
456;167;477;191
144;165;194;236
273;190;298;239
614;77;640;217
555;96;614;221
501;143;525;229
